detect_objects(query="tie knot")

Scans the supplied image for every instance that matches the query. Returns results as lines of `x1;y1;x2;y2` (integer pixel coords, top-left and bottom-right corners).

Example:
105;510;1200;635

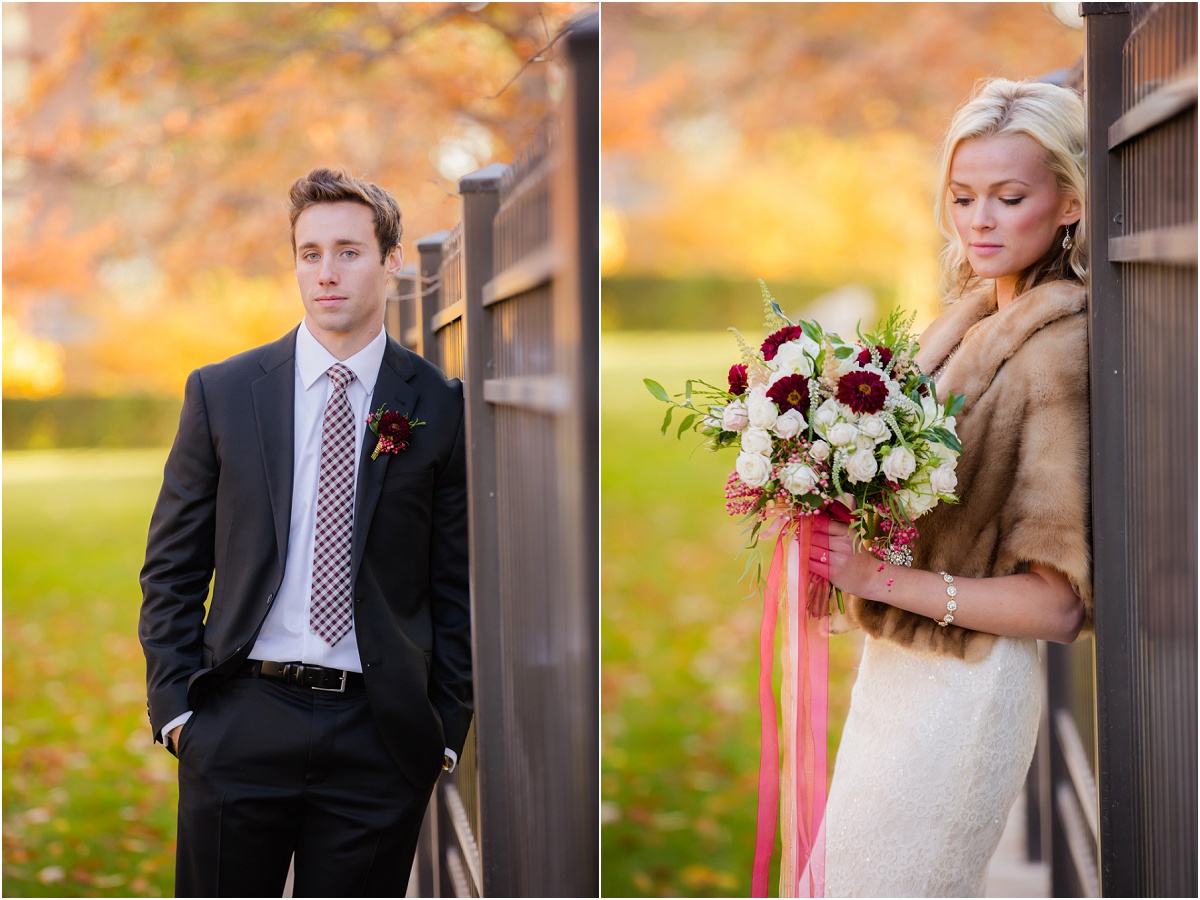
327;363;356;391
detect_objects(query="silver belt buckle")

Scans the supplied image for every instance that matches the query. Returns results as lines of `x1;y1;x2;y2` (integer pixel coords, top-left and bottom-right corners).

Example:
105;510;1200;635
313;669;347;693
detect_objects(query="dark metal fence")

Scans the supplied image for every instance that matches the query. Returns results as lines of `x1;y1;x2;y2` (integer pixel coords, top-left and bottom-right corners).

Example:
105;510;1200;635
1041;4;1199;897
390;13;598;897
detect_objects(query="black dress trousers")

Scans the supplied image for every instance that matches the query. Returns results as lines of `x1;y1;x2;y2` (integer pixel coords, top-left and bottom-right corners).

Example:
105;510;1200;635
174;675;435;897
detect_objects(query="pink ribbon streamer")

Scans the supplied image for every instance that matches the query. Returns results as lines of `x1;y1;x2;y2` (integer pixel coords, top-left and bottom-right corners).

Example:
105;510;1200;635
752;517;829;897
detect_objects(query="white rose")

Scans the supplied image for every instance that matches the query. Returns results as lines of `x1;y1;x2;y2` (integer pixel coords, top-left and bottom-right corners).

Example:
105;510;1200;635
770;339;816;377
898;486;937;518
844;448;878;484
929;461;958;496
855;431;878;451
746;388;779;429
828;422;858;447
858;414;888;443
813;398;841;431
736;451;773;488
722;400;749;432
921;393;942;426
772;408;806;440
881;446;917;482
809;439;831;462
780;463;819;495
740;426;773;456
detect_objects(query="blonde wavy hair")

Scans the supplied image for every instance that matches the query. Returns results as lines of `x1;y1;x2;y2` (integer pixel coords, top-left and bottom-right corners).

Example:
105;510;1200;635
934;78;1087;303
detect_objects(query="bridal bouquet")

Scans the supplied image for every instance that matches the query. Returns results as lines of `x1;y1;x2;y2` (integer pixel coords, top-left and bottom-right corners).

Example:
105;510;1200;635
645;281;963;595
645;282;963;898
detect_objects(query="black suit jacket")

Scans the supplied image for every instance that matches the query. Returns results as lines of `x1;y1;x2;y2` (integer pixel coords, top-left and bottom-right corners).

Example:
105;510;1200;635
139;328;473;789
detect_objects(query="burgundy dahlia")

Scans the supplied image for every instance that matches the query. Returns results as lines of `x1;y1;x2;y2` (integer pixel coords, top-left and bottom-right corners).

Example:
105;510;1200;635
760;325;807;362
376;411;413;447
766;374;810;414
728;363;748;396
837;370;887;414
856;344;894;371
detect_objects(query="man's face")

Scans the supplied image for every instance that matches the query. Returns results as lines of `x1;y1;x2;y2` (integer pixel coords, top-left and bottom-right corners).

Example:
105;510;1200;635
294;201;402;357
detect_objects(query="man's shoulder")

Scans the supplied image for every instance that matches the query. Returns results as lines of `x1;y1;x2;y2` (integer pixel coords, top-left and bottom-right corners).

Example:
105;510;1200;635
387;337;463;398
190;329;297;387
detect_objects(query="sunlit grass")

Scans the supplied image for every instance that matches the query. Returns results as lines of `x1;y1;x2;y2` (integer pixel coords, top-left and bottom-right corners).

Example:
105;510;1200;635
602;332;862;897
3;449;177;898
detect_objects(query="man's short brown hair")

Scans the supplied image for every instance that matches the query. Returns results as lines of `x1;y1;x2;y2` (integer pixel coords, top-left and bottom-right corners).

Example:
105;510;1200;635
288;167;402;263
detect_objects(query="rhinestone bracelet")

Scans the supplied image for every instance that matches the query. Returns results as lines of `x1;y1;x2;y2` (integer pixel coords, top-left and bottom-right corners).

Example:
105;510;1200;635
936;571;958;626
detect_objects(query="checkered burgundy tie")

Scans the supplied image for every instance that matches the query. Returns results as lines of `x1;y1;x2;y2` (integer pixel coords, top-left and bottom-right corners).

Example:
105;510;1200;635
309;363;358;646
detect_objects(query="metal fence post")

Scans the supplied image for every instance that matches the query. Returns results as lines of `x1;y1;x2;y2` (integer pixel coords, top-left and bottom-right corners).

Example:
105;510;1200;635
549;13;599;897
417;231;449;371
458;162;509;897
1082;5;1133;897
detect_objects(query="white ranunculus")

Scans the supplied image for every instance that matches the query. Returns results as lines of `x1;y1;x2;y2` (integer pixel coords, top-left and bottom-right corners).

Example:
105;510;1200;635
736;451;773;488
929;461;959;495
858;414;888;443
881;445;917;482
844;448;878;484
740;426;773;456
809;439;832;462
772;408;806;440
828;421;858;447
722;400;749;432
746;388;779;429
771;339;817;377
780;462;819;496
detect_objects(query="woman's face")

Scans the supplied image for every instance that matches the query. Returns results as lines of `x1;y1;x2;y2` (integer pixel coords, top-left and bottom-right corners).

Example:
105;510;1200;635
948;133;1080;300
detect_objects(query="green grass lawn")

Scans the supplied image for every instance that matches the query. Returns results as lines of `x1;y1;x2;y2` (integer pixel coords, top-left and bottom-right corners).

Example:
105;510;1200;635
602;332;862;898
3;449;178;897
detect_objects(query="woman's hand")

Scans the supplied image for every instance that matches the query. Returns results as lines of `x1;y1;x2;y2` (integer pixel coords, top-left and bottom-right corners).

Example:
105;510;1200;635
808;512;882;598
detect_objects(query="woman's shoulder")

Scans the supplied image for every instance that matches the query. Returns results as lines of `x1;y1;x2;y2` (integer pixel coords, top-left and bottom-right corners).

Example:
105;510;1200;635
1013;281;1089;363
1002;297;1089;406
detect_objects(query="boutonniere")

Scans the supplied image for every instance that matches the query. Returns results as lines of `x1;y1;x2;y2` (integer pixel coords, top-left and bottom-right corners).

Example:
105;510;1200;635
366;404;426;459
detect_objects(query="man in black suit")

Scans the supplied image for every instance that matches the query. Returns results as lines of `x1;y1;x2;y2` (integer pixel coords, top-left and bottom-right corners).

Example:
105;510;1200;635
139;167;472;896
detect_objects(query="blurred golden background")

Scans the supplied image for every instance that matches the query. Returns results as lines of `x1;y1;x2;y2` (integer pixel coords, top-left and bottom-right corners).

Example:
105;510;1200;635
600;4;1083;896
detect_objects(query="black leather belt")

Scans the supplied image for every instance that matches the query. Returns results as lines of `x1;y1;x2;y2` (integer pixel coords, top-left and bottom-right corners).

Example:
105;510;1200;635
238;660;365;693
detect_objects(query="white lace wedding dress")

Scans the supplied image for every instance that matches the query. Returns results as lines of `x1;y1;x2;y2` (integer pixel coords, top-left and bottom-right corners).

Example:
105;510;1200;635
820;633;1041;898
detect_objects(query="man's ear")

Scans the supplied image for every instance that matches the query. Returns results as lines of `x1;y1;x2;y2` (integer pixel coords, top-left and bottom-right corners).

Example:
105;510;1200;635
385;244;404;277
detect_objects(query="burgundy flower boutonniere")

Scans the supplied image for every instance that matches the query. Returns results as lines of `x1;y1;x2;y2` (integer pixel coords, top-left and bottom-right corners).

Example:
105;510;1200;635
366;404;426;460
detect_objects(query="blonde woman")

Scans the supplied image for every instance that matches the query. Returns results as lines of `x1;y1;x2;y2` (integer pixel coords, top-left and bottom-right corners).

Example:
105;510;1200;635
809;78;1091;896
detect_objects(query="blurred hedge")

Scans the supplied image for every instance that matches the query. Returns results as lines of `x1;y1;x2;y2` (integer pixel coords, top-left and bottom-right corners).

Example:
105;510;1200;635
601;276;898;332
3;396;182;450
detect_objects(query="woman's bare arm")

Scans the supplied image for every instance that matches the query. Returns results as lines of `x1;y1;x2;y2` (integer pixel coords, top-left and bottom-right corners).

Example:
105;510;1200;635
809;515;1085;644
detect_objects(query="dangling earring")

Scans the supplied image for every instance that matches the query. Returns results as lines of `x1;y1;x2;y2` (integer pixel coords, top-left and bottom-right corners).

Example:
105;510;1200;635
1062;224;1073;251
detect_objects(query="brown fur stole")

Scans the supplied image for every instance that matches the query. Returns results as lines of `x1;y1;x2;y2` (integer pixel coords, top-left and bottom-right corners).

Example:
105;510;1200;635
844;280;1092;662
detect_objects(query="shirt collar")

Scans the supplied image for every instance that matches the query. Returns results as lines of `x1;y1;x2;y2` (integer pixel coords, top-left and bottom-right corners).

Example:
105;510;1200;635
296;321;387;396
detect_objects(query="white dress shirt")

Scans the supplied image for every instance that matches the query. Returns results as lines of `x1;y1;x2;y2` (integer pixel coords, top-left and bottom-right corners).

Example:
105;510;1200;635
249;320;385;670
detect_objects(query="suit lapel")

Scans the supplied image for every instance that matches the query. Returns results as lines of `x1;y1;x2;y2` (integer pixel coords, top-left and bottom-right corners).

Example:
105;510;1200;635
351;336;419;578
252;329;299;571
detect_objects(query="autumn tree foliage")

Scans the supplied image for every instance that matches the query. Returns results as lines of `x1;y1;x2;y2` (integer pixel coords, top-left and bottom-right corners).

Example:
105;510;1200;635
4;1;589;396
601;2;1083;313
